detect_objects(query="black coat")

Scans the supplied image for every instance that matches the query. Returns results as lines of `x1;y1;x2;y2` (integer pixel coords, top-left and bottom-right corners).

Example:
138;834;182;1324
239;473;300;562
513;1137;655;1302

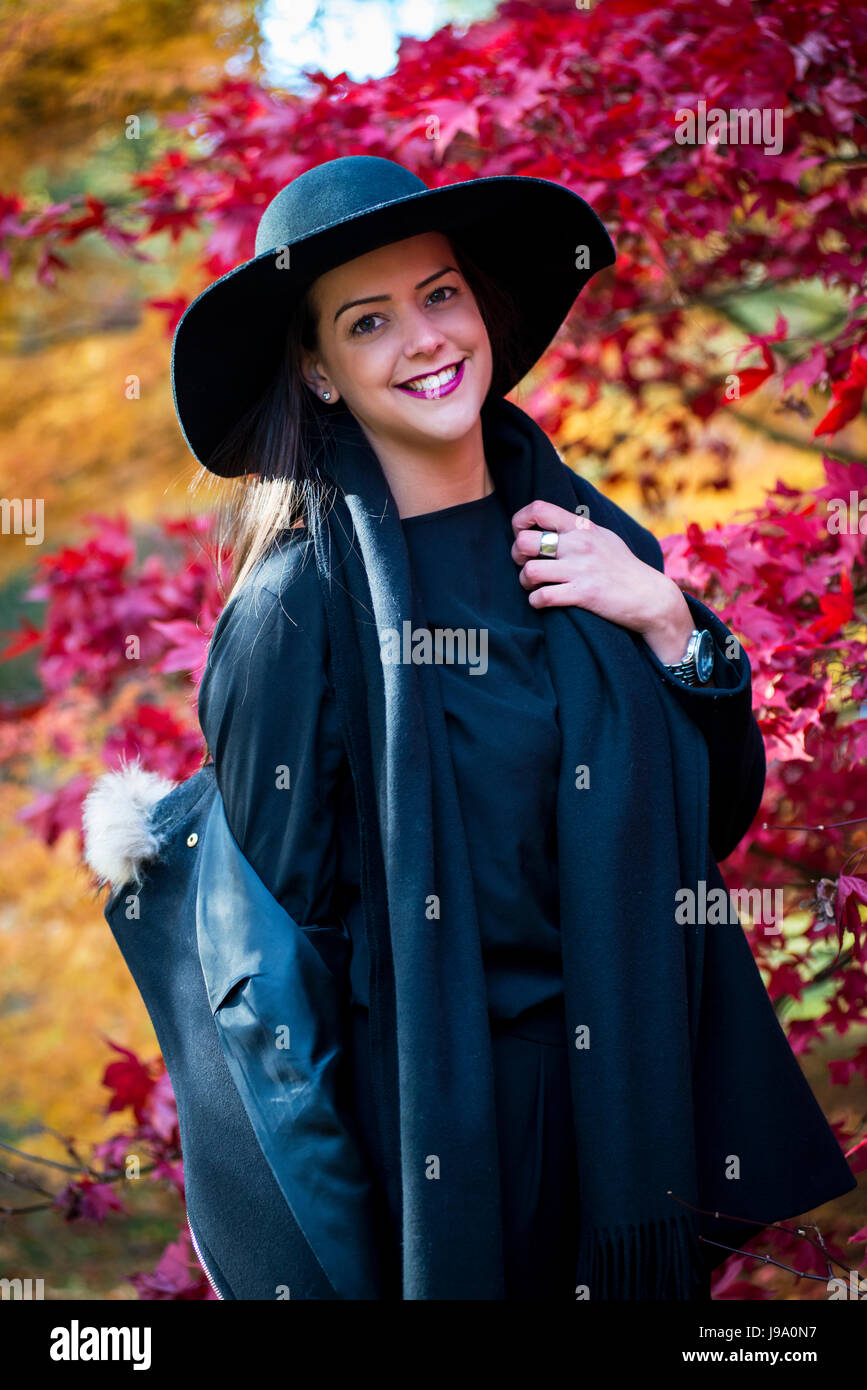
98;419;856;1298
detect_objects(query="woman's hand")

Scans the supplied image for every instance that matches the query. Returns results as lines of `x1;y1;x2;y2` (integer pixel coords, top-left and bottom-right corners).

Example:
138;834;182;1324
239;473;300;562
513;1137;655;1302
510;499;695;666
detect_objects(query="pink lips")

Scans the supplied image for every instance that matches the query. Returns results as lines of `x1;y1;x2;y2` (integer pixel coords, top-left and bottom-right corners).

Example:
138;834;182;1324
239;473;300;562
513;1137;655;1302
395;359;466;399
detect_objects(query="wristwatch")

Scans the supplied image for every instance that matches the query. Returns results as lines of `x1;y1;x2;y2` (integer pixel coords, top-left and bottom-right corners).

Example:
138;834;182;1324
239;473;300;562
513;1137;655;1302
663;628;714;686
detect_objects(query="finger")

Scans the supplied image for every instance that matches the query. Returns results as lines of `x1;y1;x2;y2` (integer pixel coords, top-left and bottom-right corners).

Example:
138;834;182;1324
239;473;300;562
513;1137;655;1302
511;499;575;536
527;581;583;608
512;527;572;560
518;558;571;588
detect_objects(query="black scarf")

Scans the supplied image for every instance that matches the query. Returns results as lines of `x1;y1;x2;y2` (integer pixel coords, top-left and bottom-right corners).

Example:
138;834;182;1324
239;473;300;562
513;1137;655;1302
309;393;709;1298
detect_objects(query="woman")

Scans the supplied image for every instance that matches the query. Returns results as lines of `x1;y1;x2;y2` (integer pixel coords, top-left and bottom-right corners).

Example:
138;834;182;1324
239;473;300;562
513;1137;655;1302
154;156;856;1300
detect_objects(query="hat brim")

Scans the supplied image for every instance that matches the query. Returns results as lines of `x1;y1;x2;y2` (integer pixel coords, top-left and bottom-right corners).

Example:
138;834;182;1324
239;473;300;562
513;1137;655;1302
171;175;616;475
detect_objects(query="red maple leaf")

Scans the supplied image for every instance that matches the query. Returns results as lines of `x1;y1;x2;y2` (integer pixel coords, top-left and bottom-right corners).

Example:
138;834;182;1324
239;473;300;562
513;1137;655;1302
0;617;43;661
129;1230;216;1300
835;869;867;959
684;522;730;572
808;571;854;642
814;350;867;438
729;344;776;400
143;1068;179;1145
147;295;190;337
55;1176;127;1224
151;618;210;680
101;1039;157;1125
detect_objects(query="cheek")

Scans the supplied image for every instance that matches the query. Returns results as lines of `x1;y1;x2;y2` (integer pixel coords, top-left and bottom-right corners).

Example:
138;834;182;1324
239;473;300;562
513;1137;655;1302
463;306;492;357
462;302;487;335
334;343;391;391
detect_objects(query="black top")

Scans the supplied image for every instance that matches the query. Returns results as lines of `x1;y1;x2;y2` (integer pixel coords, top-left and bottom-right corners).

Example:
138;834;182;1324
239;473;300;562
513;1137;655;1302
400;488;563;1019
197;487;564;1024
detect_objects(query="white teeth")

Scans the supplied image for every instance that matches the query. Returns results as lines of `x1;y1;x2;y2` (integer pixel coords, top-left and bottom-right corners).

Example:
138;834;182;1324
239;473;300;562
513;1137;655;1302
400;362;460;391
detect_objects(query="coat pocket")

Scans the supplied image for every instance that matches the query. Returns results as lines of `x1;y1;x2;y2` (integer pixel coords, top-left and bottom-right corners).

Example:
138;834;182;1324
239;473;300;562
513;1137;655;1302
204;925;349;1021
203;925;384;1299
299;921;351;982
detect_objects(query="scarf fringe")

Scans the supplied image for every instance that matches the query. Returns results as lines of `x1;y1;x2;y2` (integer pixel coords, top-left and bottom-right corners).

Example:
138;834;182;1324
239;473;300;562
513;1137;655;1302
576;1212;704;1300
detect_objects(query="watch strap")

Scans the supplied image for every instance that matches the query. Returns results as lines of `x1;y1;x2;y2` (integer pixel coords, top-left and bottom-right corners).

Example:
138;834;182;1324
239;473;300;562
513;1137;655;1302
663;629;701;685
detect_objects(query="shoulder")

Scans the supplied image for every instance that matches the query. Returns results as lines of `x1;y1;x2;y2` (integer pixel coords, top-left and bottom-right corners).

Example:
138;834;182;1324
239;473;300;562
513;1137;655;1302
558;461;664;572
200;528;330;727
252;526;326;640
208;526;327;665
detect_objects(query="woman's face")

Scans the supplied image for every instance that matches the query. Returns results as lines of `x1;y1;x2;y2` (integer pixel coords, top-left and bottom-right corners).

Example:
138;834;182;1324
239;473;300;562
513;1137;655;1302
300;231;493;452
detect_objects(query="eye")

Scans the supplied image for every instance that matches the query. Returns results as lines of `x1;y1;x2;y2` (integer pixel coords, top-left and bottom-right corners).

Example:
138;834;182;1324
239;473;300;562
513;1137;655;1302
348;285;459;337
348;312;385;337
428;284;458;305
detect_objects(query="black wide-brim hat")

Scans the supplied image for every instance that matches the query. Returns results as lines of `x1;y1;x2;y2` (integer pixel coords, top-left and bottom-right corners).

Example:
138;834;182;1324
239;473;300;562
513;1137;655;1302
171;155;616;476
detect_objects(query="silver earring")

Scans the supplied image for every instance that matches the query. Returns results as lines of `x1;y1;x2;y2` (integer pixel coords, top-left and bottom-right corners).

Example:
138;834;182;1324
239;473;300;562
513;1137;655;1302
322;391;331;401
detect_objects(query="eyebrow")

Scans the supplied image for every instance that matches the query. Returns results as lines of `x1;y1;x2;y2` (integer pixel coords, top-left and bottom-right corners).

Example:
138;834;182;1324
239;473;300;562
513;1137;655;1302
333;266;460;325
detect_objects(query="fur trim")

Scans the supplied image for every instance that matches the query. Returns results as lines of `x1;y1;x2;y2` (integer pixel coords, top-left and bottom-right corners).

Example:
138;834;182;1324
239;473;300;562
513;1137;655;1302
82;759;177;894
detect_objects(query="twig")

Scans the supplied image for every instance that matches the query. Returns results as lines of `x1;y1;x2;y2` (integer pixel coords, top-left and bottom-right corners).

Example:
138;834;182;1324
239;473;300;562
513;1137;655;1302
669;1190;855;1283
0;1139;161;1185
0;1167;55;1200
0;1139;83;1174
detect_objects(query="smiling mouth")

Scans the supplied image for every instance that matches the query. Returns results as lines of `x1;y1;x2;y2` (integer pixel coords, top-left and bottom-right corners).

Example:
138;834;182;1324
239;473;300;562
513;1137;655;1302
395;359;466;398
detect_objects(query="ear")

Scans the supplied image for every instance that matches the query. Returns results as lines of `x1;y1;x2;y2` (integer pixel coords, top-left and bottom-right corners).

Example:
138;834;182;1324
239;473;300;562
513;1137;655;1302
81;760;177;894
299;340;332;396
301;360;331;399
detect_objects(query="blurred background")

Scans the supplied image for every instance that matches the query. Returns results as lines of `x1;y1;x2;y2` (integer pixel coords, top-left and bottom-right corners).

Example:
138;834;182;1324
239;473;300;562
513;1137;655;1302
0;0;865;1300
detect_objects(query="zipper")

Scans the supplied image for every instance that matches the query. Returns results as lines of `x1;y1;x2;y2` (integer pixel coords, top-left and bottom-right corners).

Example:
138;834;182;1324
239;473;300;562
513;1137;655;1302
188;1215;225;1300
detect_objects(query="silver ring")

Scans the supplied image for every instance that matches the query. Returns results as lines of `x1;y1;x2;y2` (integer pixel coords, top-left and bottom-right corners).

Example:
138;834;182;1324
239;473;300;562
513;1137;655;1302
538;530;559;558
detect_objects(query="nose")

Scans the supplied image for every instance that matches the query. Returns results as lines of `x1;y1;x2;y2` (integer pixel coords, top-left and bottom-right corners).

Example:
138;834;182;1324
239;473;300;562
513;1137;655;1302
399;302;447;364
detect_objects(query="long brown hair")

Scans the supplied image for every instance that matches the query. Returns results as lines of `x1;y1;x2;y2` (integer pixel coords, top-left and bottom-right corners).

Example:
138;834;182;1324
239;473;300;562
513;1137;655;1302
190;235;525;612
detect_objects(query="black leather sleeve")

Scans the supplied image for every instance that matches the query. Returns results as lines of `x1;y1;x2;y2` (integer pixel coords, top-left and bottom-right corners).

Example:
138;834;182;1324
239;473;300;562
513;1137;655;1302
197;538;347;934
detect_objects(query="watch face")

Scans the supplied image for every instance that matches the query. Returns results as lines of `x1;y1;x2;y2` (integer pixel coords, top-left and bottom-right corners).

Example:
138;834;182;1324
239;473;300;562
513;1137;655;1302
695;630;715;683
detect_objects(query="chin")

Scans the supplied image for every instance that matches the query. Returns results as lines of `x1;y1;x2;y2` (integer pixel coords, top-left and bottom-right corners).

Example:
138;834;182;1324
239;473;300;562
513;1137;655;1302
404;408;481;441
